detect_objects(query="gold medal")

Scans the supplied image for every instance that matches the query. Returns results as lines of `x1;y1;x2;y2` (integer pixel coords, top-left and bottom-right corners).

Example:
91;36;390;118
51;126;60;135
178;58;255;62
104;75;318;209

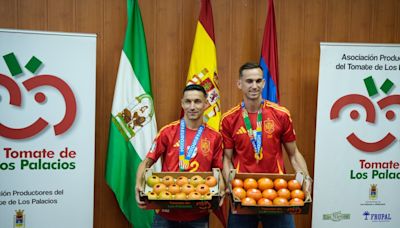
254;148;263;161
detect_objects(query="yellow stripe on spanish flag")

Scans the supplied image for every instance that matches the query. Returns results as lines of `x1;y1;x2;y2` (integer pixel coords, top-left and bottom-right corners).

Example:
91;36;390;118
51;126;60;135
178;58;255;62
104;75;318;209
186;0;220;131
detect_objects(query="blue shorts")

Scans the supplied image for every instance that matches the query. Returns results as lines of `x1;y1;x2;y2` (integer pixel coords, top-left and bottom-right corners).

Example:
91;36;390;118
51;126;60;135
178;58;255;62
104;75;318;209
152;213;209;228
228;211;295;228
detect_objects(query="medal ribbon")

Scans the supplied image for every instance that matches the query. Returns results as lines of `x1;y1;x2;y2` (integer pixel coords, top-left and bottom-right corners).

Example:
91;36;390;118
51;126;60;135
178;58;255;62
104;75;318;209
241;101;263;161
179;118;205;171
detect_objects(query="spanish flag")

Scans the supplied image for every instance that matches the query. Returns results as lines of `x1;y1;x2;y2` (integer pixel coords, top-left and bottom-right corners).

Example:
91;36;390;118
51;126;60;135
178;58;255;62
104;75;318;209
186;0;220;131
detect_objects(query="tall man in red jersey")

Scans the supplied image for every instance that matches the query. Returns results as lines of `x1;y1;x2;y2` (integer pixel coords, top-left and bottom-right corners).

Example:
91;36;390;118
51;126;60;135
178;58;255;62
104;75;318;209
221;62;312;228
136;84;224;228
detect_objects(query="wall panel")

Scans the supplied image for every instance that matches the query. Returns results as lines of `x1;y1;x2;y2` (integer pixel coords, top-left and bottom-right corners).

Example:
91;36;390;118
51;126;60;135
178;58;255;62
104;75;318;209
1;0;400;227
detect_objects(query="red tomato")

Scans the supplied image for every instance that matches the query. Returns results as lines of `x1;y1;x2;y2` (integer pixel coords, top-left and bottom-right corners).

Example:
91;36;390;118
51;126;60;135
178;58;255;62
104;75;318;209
257;177;274;191
287;179;302;191
290;189;305;200
273;197;289;206
243;178;258;190
232;187;246;200
246;188;262;201
231;178;244;188
277;188;291;200
262;188;278;200
289;198;304;206
257;198;273;206
273;178;288;190
241;197;257;206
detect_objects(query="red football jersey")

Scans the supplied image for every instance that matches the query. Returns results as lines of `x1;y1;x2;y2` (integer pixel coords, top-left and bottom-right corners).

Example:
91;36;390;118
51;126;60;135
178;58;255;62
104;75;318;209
146;120;223;221
221;101;296;173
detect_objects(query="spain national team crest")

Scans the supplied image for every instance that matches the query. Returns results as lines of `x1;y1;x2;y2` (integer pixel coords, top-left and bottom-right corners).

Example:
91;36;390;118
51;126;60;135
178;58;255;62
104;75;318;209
200;139;211;157
113;94;155;141
264;119;275;135
14;210;25;228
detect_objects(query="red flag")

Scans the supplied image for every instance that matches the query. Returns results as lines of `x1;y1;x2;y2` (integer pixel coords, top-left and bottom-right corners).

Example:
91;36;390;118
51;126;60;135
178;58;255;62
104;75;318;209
260;0;279;103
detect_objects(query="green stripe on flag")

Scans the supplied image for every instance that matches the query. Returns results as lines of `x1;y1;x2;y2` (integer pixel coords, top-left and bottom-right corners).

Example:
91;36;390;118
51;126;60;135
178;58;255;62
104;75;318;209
123;0;153;97
106;0;156;227
106;119;154;228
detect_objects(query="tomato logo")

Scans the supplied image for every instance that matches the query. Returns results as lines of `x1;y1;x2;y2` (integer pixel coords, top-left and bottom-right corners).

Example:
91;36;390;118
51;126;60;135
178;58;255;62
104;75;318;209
330;76;399;152
0;52;76;139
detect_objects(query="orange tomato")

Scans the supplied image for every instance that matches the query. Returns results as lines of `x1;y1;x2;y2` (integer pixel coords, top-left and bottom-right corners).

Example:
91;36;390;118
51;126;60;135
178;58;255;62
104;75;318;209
241;197;257;206
262;188;278;201
257;177;274;191
289;198;304;206
176;176;189;186
273;178;288;190
243;178;258;190
277;188;291;200
273;197;289;206
205;176;217;187
232;187;247;200
188;191;202;200
168;184;181;195
174;192;187;200
181;184;195;195
290;189;305;200
231;178;244;188
162;175;175;186
196;184;210;195
257;198;273;206
287;179;302;191
246;188;262;201
153;183;167;195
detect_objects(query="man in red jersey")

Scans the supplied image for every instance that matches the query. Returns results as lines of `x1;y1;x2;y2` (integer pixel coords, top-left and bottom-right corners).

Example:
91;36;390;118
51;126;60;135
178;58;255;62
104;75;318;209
136;84;224;228
221;62;312;228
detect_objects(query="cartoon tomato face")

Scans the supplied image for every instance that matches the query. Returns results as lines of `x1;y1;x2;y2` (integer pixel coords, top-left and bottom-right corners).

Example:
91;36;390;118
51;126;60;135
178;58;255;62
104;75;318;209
0;73;76;139
330;93;399;152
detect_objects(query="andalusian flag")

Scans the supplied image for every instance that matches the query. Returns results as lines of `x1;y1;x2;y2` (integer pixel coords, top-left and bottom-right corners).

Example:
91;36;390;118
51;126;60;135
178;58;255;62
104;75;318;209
106;0;160;227
186;0;220;131
260;0;279;103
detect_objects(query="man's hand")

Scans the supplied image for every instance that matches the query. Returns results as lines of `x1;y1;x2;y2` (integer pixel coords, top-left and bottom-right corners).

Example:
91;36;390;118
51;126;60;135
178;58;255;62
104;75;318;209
303;176;313;201
135;185;147;209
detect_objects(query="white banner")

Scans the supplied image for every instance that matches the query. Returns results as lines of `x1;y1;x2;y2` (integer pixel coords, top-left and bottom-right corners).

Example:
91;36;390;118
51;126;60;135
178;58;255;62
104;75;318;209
312;43;400;227
0;29;96;228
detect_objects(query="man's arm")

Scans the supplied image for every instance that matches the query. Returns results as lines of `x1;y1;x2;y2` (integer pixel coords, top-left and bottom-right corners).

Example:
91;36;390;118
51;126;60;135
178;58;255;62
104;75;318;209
283;141;312;198
223;148;234;189
135;157;155;207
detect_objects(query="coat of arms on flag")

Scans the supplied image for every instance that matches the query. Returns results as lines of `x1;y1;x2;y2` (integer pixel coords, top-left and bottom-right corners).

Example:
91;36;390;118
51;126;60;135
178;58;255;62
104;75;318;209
113;94;155;141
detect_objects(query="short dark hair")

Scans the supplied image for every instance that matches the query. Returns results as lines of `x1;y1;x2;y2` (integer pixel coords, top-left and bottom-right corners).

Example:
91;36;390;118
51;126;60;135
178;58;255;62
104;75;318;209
239;62;263;78
183;84;207;97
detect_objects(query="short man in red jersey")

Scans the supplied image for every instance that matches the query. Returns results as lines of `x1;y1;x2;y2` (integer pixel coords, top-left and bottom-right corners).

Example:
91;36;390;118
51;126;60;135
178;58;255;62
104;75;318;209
221;62;312;228
136;84;224;228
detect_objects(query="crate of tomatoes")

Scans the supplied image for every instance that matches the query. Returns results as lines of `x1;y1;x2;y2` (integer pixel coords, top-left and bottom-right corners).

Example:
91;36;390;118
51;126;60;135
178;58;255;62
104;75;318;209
139;168;223;210
228;169;312;214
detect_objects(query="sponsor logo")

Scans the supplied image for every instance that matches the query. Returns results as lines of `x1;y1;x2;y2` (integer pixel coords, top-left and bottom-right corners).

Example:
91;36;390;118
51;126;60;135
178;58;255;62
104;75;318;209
235;126;247;135
14;210;25;228
363;211;392;222
1;53;77;140
330;76;399;153
322;211;351;222
360;184;386;206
